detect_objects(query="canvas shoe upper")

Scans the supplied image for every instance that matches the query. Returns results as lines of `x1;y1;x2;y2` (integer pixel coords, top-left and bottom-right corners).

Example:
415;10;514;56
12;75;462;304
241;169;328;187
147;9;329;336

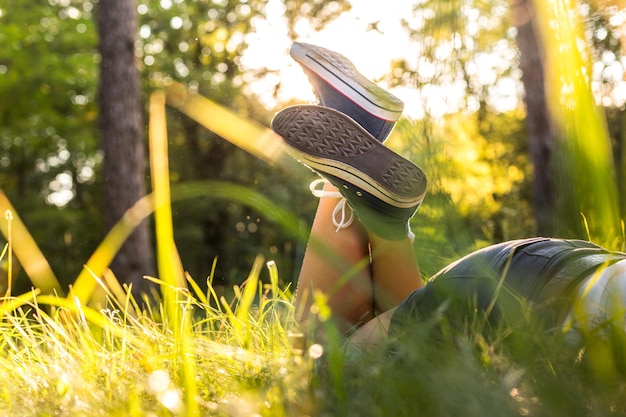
290;42;404;142
271;104;427;241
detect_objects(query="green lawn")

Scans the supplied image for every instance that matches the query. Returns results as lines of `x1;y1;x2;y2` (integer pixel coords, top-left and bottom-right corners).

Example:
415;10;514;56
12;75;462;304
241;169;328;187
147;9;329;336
0;259;625;416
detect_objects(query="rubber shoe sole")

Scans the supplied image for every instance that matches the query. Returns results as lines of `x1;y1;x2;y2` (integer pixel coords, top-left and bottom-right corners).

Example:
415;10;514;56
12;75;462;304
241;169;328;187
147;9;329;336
290;42;404;122
271;105;427;210
300;70;397;142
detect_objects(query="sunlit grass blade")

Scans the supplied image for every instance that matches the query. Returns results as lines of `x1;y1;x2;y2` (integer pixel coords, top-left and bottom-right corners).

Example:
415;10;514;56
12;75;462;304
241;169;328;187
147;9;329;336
0;191;62;295
184;271;208;306
0;290;40;317
165;81;287;166
101;268;138;318
149;90;186;294
70;193;155;304
149;90;200;417
266;260;279;300
236;254;263;324
234;254;263;348
206;257;222;310
219;295;237;334
34;294;140;346
169;180;307;241
80;265;139;319
1;213;11;296
0;242;9;294
534;0;620;240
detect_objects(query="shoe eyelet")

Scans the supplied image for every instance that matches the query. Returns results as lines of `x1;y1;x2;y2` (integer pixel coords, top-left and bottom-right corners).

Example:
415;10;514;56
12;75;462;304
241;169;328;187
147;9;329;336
342;185;349;189
356;191;363;197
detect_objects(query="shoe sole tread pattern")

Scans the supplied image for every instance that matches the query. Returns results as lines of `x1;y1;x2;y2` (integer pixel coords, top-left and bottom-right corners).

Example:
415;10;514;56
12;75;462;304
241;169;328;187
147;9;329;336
272;105;426;208
291;43;404;120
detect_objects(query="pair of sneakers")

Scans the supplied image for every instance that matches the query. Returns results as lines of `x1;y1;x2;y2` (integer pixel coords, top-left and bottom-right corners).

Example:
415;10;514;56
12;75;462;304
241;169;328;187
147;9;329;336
271;43;427;241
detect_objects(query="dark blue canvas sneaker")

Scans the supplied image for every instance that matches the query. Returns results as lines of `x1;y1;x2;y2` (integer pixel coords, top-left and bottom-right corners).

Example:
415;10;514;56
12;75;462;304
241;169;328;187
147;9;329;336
271;104;427;241
290;42;404;142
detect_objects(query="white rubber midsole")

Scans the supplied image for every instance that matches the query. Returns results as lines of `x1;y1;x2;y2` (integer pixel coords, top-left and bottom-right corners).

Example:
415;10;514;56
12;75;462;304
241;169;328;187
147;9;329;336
284;145;425;209
291;44;404;121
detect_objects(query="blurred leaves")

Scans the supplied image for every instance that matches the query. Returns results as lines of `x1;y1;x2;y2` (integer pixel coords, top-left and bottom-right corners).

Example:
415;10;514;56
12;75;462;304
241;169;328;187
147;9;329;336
2;0;626;292
0;0;102;292
0;0;338;290
394;109;532;276
534;0;621;241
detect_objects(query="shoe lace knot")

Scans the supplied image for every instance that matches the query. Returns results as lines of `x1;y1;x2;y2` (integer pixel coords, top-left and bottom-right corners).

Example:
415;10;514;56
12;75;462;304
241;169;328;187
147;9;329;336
309;179;354;232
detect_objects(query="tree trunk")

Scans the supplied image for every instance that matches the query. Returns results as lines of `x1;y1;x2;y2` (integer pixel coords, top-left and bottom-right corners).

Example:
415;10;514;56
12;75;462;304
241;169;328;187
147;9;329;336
97;0;155;296
511;0;556;236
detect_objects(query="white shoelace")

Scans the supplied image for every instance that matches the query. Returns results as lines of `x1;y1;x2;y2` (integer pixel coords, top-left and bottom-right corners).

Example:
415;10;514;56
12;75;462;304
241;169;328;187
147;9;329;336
309;179;416;242
309;179;354;232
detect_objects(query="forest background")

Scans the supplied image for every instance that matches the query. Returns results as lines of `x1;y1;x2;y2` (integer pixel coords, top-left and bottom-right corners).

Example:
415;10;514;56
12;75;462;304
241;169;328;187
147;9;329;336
1;0;625;296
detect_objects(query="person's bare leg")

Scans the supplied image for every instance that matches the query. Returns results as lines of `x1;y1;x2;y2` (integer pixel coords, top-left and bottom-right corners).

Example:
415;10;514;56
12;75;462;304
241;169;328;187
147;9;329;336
369;233;423;313
347;307;397;351
295;184;375;333
346;234;422;351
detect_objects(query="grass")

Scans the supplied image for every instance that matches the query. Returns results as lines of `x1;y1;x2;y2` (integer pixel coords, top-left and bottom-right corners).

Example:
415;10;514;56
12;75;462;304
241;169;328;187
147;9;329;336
0;259;311;416
3;8;626;409
0;90;314;416
3;163;626;417
2;252;626;416
3;150;626;414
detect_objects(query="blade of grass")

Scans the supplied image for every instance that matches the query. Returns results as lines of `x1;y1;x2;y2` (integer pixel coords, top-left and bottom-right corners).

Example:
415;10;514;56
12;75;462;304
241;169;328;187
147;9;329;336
206;257;222;312
236;255;264;324
0;290;40;317
267;260;279;300
70;193;155;304
534;0;620;239
185;271;208;306
3;211;11;296
235;254;264;349
219;295;237;337
149;90;186;293
165;81;286;166
148;90;199;417
102;268;138;318
34;294;140;346
0;193;62;295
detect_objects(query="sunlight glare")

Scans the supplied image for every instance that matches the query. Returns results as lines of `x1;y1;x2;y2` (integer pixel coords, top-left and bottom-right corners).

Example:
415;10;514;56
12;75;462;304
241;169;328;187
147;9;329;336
159;389;184;413
243;0;426;117
148;370;170;393
170;16;183;29
308;343;324;359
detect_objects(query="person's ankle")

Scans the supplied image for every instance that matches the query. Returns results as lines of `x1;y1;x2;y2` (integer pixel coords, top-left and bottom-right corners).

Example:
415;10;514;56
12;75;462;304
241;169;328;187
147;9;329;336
323;182;339;192
368;230;414;247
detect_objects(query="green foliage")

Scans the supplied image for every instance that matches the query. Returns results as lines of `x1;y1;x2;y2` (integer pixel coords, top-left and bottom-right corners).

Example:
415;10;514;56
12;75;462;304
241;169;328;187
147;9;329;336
391;0;515;114
534;0;622;242
133;0;351;288
0;0;347;290
282;0;352;39
0;269;310;416
314;315;626;417
0;0;102;289
394;110;532;277
3;250;626;416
